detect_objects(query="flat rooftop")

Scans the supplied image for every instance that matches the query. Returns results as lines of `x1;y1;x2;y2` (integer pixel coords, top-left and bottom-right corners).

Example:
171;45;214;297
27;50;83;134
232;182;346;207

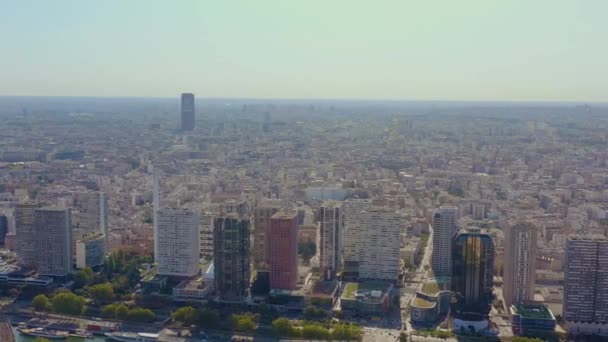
511;304;555;320
342;281;391;301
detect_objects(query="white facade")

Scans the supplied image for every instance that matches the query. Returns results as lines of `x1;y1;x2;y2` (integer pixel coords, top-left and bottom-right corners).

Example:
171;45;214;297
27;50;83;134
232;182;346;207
343;199;401;282
157;208;200;277
431;206;458;277
503;222;537;307
75;233;106;269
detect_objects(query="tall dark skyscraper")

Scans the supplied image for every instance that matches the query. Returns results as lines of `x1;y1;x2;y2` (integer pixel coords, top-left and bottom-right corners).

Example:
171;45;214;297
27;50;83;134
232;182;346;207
180;93;195;131
452;228;494;316
213;216;250;300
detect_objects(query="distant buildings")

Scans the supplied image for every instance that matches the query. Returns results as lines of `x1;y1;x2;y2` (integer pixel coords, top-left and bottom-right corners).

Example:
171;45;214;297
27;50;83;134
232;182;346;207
253;199;282;269
503;222;537;308
214;216;250;300
432;206;458;277
269;210;298;290
16;205;73;277
452;228;494;315
180;93;195;131
156;209;200;277
564;235;608;334
318;201;343;280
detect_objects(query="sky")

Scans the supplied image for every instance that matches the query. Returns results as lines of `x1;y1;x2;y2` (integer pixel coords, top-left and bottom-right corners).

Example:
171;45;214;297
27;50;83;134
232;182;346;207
1;1;607;102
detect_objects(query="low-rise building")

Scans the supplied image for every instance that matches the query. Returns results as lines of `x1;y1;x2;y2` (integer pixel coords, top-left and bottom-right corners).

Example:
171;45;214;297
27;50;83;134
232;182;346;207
410;278;452;325
510;303;557;336
340;281;394;314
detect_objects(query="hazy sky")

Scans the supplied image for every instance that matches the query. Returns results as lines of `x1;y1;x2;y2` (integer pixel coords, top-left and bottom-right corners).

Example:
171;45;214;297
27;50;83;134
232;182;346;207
1;1;607;101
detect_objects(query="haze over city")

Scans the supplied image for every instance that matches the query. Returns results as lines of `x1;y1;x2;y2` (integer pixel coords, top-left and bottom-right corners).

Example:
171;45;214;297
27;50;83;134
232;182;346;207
1;2;608;342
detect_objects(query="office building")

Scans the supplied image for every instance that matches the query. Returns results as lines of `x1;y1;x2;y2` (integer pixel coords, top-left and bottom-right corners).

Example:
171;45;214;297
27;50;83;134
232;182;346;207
452;228;494;315
269;210;298;290
432;206;458;277
181;93;195;131
214;216;250;299
16;206;73;277
318;201;343;280
503;222;537;308
156;209;200;277
564;235;608;334
253;199;282;269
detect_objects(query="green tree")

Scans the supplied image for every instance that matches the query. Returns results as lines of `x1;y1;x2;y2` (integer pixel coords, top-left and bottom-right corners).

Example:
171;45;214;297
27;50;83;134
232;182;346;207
102;304;117;318
51;292;86;315
198;308;220;329
303;306;326;321
172;306;199;325
35;338;51;342
116;303;129;320
87;283;114;303
301;323;330;340
331;323;362;341
127;307;155;322
230;314;256;332
32;294;51;311
272;317;292;337
298;241;317;263
399;331;408;342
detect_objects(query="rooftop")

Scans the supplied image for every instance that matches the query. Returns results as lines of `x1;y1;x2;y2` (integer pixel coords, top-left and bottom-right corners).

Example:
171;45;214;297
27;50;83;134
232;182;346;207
511;304;555;320
342;281;391;301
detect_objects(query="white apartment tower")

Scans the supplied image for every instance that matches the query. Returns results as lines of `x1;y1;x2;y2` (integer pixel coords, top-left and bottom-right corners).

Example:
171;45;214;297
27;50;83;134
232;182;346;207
318;201;343;280
564;235;608;334
342;199;372;277
156;208;200;277
503;222;537;308
431;206;458;277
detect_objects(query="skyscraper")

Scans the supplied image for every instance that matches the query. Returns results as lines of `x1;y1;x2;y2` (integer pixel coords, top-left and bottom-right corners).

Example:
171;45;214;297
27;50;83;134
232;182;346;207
432;206;458;277
16;206;73;276
452;228;494;315
269;210;298;290
214;216;250;299
156;208;200;277
318;201;342;280
253;199;282;269
503;222;537;308
564;235;608;333
180;93;195;131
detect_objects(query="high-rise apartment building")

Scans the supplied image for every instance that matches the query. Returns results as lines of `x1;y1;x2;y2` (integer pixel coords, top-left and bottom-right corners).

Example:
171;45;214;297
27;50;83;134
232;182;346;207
432;206;458;277
452;228;494;315
564;235;608;333
15;203;37;267
72;191;108;235
269;210;298;290
357;207;402;281
318;201;343;280
199;212;214;259
156;209;200;277
503;222;537;308
253;199;282;269
181;93;195;131
342;199;372;277
214;216;250;299
16;205;73;276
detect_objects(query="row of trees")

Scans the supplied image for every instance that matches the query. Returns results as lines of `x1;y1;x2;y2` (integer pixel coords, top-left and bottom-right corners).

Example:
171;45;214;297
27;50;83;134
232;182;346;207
32;292;86;316
272;318;362;341
172;307;257;332
102;303;156;322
